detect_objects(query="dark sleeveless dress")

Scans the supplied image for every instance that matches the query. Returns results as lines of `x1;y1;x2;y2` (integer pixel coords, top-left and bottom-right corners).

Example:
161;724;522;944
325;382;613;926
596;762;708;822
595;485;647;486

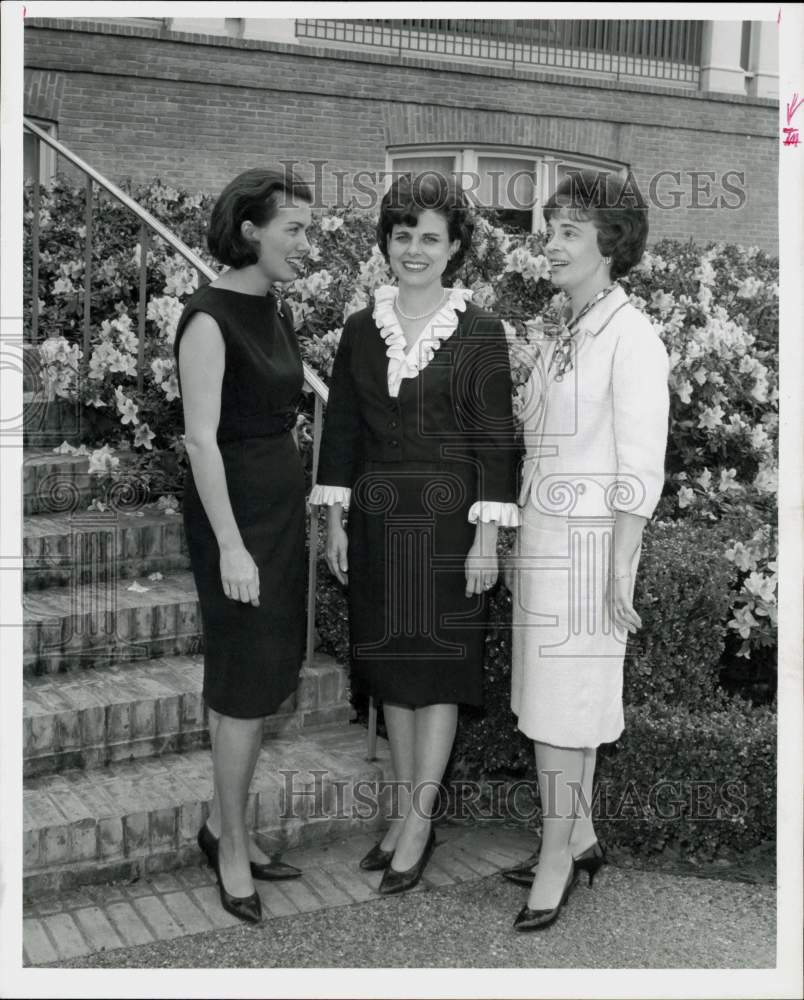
173;284;305;719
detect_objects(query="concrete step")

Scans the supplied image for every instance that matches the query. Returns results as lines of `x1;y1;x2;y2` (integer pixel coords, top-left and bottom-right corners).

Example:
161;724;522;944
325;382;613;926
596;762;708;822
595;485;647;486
24;509;189;591
23;395;84;448
24;652;351;778
23;726;392;898
23;448;145;516
24;450;94;516
23;569;202;675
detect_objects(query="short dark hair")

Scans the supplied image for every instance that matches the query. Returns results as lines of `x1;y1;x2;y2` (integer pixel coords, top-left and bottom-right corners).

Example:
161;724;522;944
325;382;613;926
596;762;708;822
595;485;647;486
543;170;648;279
376;172;474;280
207;167;313;269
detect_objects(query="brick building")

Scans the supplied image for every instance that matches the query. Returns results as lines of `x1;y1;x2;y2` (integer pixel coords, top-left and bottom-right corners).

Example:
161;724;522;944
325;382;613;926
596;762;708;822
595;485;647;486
24;16;779;250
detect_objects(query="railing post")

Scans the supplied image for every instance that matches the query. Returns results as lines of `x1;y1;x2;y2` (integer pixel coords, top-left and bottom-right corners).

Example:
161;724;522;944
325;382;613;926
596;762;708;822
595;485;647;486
31;141;41;343
137;223;149;394
305;393;324;669
83;176;93;361
367;698;378;761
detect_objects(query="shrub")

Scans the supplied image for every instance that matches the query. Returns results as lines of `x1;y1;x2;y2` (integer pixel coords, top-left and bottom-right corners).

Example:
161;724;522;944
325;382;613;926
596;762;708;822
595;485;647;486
626;519;737;708
595;699;777;858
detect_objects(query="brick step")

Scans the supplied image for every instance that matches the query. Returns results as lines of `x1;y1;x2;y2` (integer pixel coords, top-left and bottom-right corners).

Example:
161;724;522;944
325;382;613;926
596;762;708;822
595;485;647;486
23;568;202;675
24;652;351;778
23;395;84;447
23;726;392;898
23;448;148;517
24;509;190;591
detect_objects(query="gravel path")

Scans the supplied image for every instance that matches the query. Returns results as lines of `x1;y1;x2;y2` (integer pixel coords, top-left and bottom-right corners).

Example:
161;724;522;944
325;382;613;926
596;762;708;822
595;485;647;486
57;865;775;969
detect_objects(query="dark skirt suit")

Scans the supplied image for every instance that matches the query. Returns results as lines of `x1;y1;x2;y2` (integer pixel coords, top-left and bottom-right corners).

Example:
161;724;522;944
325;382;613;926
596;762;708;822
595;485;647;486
174;285;306;719
310;287;519;708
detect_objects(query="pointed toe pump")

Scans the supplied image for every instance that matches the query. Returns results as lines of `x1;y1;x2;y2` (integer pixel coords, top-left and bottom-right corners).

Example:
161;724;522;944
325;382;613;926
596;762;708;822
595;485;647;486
198;823;302;881
359;841;395;872
513;863;578;932
377;828;436;896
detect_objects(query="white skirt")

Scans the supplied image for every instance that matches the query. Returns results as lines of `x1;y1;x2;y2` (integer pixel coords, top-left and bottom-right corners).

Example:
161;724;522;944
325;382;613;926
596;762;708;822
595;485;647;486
510;501;638;749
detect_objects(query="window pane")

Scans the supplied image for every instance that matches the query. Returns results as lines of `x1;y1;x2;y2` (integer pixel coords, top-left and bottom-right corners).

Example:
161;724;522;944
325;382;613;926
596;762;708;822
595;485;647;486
476;157;535;211
389;155;456;181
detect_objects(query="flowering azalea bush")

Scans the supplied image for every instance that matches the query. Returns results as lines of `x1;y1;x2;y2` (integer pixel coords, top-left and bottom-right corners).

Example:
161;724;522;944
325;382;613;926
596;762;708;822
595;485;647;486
24;177;777;701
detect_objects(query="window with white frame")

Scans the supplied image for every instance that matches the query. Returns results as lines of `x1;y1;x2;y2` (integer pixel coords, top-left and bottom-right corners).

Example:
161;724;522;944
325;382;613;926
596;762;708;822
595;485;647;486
387;147;627;232
23;119;58;185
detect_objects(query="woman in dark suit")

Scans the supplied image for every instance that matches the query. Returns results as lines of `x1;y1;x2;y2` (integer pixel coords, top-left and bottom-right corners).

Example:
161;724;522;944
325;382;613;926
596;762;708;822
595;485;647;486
310;173;519;894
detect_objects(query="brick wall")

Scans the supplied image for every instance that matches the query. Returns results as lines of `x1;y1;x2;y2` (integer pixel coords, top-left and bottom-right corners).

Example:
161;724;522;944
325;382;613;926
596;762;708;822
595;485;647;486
24;19;779;252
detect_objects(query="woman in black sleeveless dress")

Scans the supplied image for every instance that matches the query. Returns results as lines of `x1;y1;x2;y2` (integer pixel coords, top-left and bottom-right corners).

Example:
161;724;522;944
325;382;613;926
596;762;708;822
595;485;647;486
174;168;312;924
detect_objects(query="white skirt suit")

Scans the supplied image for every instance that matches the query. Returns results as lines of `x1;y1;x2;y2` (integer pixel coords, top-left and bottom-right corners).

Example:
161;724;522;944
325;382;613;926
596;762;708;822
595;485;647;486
511;285;670;748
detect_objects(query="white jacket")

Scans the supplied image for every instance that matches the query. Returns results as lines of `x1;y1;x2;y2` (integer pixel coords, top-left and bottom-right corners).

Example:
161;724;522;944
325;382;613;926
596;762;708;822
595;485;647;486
519;285;670;521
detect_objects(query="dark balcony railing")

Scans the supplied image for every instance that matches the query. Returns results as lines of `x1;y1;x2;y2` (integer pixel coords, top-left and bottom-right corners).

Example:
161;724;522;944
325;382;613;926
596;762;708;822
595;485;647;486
296;18;704;85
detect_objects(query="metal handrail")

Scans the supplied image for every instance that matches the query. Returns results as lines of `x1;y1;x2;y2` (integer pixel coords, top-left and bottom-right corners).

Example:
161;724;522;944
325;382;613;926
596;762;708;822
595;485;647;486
21;119;383;759
23;118;331;402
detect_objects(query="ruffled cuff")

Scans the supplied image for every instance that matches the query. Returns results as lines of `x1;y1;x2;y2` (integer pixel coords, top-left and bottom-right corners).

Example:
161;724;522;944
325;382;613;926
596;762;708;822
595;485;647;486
467;501;520;527
308;484;351;510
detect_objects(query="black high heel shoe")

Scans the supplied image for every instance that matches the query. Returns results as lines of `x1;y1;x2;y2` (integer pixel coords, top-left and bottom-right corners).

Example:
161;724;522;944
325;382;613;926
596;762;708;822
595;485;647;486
513;861;577;932
214;858;263;925
501;840;607;888
359;841;395;872
573;840;607;887
198;823;302;881
377;828;436;896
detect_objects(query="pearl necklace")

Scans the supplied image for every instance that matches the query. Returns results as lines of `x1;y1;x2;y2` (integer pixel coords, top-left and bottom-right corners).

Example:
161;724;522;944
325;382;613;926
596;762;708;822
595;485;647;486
394;289;449;321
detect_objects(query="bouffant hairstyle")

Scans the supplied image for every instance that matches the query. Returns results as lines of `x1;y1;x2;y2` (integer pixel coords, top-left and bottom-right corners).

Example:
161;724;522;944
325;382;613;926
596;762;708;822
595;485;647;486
207;167;313;269
376;172;474;280
543;169;648;280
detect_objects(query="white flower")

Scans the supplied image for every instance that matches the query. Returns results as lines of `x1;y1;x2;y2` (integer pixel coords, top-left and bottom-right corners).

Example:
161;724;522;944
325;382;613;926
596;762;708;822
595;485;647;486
650;290;675;316
725;541;754;572
697;404;724;430
52;276;75;296
695;468;713;491
161;374;180;401
743;572;776;603
133;422;156;450
162;258;198;297
87;444;120;477
504;247;550;283
753;466;777;494
674;379;693;404
320;215;344;233
150;357;174;383
471;282;497;310
677;486;696;509
147;295;184;345
735;275;762;299
718;468;740;493
114;386;140;426
728;605;758;639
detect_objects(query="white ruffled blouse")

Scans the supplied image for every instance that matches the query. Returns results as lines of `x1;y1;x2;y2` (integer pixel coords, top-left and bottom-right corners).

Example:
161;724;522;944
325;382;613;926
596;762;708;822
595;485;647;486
309;286;519;527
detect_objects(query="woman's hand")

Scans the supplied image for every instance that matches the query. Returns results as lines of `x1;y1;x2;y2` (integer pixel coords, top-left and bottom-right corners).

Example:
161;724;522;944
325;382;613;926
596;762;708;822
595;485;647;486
465;540;498;597
609;573;642;634
219;544;260;606
326;521;349;586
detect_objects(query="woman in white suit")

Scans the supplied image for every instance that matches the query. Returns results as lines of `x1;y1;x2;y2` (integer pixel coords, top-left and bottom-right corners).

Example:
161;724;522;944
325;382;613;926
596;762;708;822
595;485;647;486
506;171;670;931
